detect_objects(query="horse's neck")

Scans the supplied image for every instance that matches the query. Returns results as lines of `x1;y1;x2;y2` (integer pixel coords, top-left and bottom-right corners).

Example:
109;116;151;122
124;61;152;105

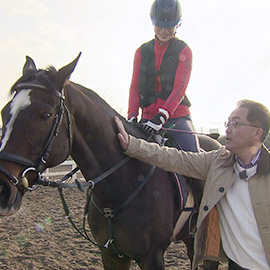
65;83;124;181
64;84;156;206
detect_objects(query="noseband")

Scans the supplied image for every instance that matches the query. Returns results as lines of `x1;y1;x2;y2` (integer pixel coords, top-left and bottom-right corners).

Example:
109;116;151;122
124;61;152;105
0;70;72;191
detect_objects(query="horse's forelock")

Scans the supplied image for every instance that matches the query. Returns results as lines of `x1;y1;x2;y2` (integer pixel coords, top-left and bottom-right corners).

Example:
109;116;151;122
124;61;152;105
9;66;58;96
45;66;57;75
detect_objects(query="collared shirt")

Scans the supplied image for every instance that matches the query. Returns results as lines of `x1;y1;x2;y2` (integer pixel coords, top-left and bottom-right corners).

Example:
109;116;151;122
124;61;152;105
235;148;262;169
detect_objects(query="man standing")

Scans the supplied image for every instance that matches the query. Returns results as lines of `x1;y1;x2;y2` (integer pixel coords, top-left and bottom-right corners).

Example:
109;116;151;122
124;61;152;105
115;100;270;270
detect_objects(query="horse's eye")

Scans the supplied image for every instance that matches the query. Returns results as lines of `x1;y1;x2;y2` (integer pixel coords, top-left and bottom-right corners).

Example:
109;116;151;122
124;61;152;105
40;112;52;121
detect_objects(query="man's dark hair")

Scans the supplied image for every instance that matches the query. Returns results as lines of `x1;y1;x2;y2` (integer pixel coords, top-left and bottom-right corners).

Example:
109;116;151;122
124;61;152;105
237;99;270;142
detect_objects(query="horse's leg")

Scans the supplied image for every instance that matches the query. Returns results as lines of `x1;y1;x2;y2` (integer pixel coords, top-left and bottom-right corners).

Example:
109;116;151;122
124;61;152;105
138;245;165;270
101;251;131;270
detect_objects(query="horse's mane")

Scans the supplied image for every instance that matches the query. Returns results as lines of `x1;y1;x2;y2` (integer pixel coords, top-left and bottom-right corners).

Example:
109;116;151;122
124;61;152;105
68;82;148;139
69;81;121;117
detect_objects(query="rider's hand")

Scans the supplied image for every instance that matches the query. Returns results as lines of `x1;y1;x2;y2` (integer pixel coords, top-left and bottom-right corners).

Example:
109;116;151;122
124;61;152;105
128;117;137;123
142;111;168;135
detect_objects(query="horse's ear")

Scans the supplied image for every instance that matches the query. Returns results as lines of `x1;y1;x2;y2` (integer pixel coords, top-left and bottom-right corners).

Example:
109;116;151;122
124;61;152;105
23;56;37;75
54;52;82;90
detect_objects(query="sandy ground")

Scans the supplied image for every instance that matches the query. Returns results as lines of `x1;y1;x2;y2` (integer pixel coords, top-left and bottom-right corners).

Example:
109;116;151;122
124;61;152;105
0;186;227;270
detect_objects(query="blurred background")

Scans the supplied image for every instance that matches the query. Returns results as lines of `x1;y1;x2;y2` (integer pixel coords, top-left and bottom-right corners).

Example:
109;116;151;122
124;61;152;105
1;0;270;136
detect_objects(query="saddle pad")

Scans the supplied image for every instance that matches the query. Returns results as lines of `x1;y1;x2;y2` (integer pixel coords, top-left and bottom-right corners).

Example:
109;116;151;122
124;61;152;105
172;190;194;240
171;173;189;211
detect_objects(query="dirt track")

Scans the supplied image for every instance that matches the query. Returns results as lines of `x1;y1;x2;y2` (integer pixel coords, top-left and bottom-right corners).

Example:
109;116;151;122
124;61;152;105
0;186;227;270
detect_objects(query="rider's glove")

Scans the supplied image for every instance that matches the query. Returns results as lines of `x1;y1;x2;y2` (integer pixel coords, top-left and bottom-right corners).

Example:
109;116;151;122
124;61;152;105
142;109;169;134
128;117;137;123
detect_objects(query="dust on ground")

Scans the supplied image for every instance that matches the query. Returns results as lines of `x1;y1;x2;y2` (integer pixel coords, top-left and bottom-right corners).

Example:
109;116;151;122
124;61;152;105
0;187;227;270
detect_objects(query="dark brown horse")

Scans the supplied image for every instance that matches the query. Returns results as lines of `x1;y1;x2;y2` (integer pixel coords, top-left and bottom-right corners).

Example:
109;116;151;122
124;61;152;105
0;54;221;269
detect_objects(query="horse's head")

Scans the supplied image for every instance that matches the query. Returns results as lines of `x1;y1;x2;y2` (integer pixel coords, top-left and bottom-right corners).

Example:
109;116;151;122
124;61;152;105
0;53;81;216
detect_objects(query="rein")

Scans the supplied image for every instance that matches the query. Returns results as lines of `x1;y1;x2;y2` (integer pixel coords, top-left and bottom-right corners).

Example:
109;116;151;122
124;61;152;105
37;156;131;189
49;157;131;252
161;127;220;139
38;156;156;258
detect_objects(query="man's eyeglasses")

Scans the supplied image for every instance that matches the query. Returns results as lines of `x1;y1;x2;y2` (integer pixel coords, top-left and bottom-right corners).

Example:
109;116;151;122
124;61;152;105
224;121;260;129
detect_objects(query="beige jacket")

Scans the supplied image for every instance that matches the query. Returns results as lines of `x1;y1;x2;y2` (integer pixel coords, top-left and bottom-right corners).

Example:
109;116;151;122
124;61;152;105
126;135;270;269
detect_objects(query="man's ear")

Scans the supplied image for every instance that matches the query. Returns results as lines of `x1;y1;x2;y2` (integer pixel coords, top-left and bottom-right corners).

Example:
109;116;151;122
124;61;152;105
255;127;264;142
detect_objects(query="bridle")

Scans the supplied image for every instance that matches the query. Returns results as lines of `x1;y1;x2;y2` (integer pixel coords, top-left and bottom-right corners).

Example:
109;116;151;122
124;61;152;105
0;70;72;191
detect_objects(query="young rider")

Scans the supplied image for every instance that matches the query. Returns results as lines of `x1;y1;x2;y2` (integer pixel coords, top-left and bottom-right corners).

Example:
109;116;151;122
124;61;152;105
128;0;198;153
128;0;202;199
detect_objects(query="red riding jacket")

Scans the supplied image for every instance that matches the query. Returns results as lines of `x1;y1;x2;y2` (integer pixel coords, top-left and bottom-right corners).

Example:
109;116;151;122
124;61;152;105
128;37;192;120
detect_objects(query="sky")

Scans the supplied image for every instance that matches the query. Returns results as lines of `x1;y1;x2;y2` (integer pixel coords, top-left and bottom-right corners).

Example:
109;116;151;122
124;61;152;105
0;0;270;135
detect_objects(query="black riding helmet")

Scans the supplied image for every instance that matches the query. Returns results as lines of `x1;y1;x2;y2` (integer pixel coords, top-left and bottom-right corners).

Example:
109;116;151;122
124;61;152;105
150;0;182;28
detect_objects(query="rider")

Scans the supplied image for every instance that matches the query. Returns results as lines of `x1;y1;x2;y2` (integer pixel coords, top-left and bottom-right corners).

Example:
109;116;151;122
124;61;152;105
128;0;202;201
128;0;199;153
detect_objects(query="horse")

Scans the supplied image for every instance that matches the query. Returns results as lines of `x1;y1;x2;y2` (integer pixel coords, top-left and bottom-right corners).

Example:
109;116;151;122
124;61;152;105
0;54;221;270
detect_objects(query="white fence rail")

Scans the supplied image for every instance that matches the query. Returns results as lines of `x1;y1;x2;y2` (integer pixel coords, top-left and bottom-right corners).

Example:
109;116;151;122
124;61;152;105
43;160;81;181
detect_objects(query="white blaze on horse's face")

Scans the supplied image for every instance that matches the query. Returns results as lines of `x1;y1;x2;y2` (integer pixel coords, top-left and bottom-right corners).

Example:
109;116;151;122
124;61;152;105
0;89;32;151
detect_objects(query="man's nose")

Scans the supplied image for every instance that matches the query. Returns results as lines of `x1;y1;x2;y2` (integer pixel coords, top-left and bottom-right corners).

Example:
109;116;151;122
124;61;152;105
226;127;232;134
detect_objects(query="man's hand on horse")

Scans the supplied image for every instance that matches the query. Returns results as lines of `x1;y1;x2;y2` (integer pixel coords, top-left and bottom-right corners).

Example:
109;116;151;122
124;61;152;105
115;116;130;151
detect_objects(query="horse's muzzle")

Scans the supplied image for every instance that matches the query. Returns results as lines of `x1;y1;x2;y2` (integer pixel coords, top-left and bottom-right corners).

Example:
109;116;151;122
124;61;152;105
0;171;24;216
